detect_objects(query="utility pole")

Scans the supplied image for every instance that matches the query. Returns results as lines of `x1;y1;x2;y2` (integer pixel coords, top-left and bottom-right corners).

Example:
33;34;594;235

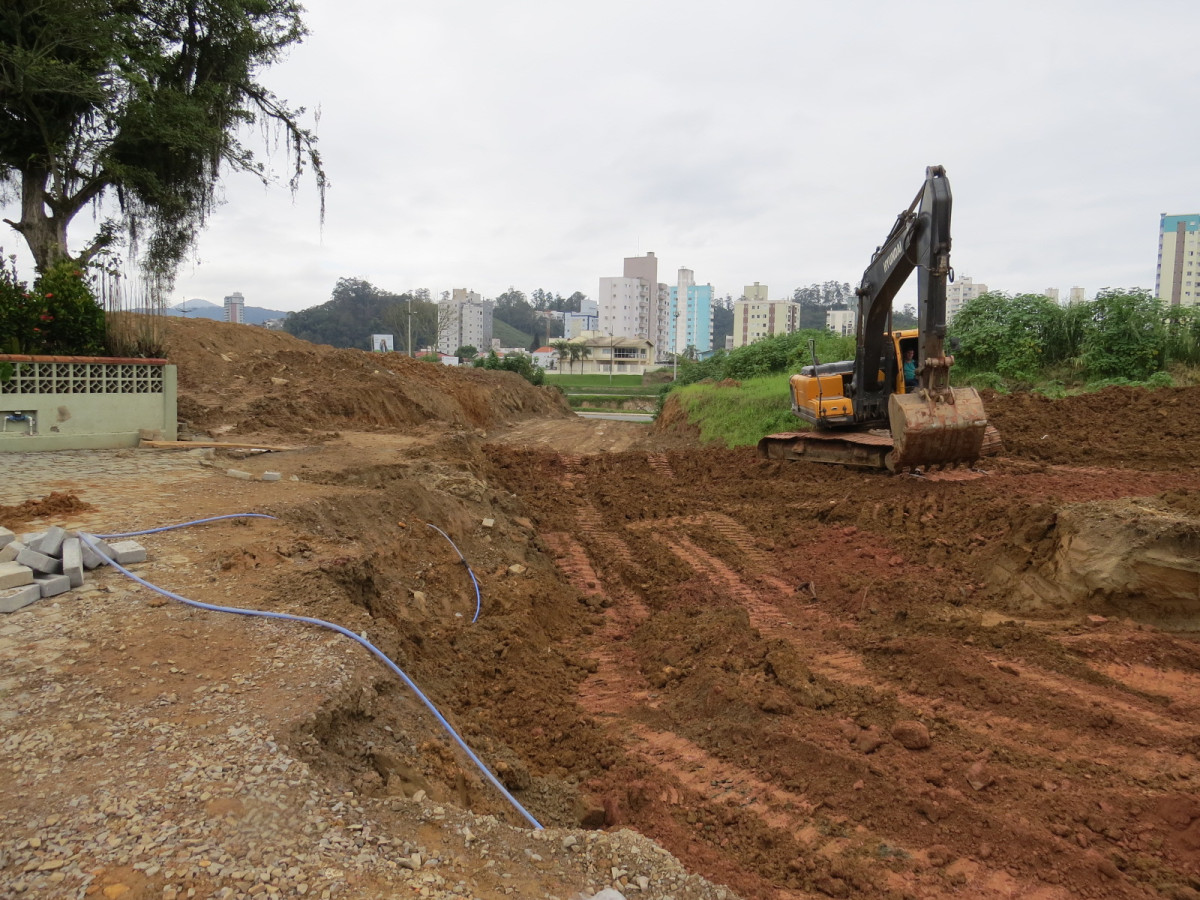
407;294;413;357
672;307;680;381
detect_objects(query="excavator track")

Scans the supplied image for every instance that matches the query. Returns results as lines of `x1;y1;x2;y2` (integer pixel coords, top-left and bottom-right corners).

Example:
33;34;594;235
757;424;1002;472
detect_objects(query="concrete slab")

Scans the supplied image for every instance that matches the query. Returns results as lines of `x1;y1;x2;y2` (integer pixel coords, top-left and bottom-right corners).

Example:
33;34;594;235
0;561;35;589
38;525;68;557
61;538;85;588
16;546;62;575
109;541;147;565
77;534;114;569
0;583;40;613
34;573;71;598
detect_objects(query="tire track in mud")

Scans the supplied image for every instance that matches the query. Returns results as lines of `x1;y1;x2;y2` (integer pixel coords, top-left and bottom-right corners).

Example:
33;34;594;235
648;454;675;480
809;648;1200;796
541;530;648;718
555;506;1086;900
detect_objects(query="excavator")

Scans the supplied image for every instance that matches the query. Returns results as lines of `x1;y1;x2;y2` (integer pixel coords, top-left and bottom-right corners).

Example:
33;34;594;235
757;165;1000;472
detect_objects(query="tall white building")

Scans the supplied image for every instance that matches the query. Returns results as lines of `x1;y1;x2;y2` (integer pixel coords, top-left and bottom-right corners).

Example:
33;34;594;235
223;292;245;324
946;276;987;320
438;289;494;355
1156;214;1200;307
598;252;664;350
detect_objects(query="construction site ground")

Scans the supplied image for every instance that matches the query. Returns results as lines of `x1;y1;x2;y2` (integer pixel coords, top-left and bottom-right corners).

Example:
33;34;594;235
3;317;1200;900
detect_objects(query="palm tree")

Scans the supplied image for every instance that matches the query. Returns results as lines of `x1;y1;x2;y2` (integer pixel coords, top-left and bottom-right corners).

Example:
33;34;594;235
567;342;591;375
550;340;571;374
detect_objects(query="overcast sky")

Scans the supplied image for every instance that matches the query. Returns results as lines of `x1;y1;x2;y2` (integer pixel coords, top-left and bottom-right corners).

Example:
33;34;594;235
10;1;1198;312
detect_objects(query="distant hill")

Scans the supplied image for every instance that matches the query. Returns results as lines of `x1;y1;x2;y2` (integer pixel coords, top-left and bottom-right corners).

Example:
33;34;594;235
168;299;287;326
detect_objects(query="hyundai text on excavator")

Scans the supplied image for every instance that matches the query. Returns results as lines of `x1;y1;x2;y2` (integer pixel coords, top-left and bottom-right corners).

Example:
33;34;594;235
757;165;1000;472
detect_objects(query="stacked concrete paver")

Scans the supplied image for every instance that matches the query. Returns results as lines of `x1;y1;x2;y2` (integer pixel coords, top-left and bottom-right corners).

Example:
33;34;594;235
0;525;146;613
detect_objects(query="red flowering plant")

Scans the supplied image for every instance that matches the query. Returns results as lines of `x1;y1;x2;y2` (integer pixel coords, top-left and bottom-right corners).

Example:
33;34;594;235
0;255;105;357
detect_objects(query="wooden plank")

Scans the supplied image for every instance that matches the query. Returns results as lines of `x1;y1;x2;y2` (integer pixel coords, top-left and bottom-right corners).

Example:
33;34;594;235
139;440;299;451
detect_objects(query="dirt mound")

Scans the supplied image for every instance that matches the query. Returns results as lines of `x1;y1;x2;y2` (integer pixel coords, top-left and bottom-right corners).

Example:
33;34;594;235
162;318;572;439
984;385;1200;469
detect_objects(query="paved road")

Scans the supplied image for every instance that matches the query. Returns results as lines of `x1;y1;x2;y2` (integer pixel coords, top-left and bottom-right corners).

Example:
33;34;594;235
575;411;654;423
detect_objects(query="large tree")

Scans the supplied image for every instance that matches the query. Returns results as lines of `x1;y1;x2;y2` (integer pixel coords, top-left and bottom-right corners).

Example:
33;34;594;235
0;0;324;279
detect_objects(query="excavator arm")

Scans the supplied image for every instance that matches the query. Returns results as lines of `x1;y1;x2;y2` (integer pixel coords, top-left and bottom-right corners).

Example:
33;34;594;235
854;165;951;419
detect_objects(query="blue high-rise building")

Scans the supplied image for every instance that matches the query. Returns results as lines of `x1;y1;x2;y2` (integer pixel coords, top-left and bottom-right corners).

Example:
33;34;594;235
668;268;714;355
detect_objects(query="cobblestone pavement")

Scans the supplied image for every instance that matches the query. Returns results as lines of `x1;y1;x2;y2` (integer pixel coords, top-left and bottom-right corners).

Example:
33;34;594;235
1;448;219;533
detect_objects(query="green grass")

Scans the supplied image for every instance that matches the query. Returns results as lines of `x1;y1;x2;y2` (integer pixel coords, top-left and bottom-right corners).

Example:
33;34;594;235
674;375;803;447
493;320;532;349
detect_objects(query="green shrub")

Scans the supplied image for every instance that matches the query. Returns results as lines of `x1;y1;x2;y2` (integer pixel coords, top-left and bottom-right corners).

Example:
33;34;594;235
0;252;36;353
33;262;106;355
472;350;545;385
0;256;105;355
1080;289;1165;380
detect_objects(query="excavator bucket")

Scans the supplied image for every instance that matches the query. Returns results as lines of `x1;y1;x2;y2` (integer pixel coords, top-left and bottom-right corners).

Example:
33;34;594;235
886;387;989;472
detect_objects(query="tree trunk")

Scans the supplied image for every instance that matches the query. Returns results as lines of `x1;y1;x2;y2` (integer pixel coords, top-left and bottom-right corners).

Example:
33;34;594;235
8;167;71;272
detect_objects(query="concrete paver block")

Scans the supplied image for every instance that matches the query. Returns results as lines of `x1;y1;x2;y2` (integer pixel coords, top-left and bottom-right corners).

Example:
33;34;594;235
61;538;85;588
261;471;282;482
77;534;114;569
0;541;19;563
109;541;147;564
0;583;40;613
38;525;68;557
21;532;45;550
226;469;252;480
16;546;62;575
0;561;35;589
0;527;14;549
34;573;71;598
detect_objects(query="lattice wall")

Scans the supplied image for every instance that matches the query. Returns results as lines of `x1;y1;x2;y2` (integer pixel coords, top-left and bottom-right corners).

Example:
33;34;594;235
0;361;165;395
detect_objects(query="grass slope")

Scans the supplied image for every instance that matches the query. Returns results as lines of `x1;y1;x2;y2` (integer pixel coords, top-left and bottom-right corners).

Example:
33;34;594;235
493;319;532;350
676;375;802;447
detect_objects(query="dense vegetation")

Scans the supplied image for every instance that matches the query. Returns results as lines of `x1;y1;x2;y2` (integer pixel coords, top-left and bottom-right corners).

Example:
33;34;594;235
281;281;587;351
282;278;436;350
948;289;1183;392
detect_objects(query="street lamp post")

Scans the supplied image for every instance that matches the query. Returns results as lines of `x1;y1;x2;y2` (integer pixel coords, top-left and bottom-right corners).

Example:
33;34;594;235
407;294;413;357
609;330;614;385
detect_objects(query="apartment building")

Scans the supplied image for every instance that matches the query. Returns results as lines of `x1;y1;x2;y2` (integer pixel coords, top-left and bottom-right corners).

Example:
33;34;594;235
437;289;495;355
669;268;714;355
732;285;797;348
223;292;245;324
946;276;988;320
598;252;666;352
1156;214;1200;306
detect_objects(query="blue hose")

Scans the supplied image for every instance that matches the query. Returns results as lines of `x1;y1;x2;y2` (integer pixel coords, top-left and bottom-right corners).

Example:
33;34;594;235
426;523;482;623
77;529;542;830
97;514;278;538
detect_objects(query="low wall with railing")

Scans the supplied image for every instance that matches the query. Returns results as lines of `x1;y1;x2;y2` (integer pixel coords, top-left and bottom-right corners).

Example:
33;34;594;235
0;356;177;451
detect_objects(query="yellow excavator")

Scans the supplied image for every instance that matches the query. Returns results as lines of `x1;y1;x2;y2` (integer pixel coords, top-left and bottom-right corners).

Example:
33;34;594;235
758;166;1000;472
